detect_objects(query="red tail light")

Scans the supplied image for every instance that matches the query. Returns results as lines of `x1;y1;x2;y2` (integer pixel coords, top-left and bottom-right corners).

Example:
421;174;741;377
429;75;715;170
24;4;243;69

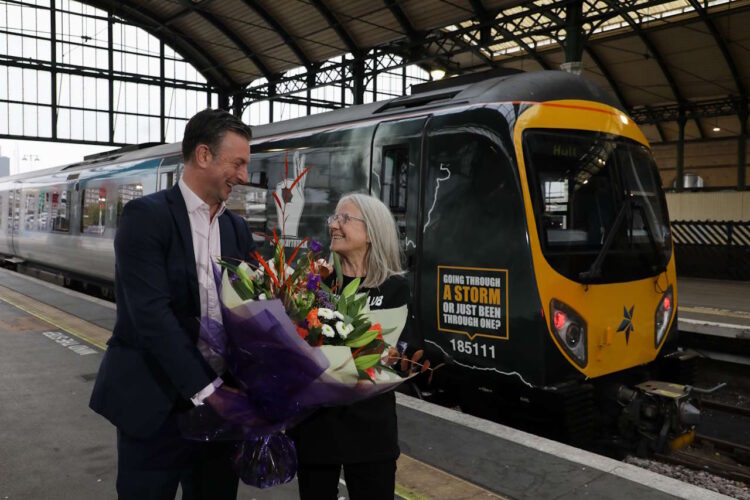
553;311;567;330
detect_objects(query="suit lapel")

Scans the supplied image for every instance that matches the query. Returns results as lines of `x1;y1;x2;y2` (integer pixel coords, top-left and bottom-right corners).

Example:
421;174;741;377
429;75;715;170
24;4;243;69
219;212;238;261
166;185;200;313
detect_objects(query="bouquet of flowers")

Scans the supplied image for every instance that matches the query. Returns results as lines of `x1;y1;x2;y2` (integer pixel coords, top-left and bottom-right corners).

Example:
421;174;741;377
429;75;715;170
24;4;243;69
180;161;418;488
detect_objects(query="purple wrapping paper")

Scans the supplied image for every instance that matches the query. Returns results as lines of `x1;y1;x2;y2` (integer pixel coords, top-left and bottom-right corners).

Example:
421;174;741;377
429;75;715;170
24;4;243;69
179;264;413;488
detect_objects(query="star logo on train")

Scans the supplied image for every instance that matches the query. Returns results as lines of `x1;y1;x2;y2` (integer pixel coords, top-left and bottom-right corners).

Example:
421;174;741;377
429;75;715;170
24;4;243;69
617;305;635;344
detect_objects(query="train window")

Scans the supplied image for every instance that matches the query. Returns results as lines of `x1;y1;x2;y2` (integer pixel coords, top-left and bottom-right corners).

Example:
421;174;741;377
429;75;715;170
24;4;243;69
52;190;71;233
226;184;266;235
381;147;408;214
117;183;144;225
159;155;183;190
0;193;6;231
81;187;107;235
523;129;671;282
24;191;38;231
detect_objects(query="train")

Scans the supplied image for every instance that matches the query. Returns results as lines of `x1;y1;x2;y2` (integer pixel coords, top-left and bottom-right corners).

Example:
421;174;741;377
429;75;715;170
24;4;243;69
0;71;699;451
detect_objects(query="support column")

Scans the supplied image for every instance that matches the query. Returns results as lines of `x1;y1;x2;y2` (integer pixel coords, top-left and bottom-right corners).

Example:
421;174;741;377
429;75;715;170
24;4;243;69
51;0;58;140
306;69;315;116
676;109;686;192
739;99;748;190
232;92;243;118
108;12;114;143
561;0;584;74
218;92;229;111
352;58;364;105
159;42;165;143
268;82;276;123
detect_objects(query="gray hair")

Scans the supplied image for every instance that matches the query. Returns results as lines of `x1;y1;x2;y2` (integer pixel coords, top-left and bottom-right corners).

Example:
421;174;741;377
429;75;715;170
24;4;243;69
337;193;404;288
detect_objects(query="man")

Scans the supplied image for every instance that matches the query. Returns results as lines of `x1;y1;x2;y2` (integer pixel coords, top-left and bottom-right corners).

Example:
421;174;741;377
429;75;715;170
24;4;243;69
90;109;255;499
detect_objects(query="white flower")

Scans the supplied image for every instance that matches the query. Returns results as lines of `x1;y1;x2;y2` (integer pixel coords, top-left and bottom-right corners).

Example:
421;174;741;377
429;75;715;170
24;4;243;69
335;321;354;338
321;324;335;338
333;311;345;320
258;294;267;300
318;308;334;320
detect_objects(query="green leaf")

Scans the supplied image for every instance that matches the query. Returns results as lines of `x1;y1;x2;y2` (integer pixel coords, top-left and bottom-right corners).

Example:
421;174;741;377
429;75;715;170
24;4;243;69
332;252;343;289
341;277;360;299
345;329;379;348
354;353;381;371
235;266;255;295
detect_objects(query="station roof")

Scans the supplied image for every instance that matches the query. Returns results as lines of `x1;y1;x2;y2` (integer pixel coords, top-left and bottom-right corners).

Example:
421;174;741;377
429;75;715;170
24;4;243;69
86;0;749;144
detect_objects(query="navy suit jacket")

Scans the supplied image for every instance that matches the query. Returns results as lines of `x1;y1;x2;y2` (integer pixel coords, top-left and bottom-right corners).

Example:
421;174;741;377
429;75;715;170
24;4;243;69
90;184;256;438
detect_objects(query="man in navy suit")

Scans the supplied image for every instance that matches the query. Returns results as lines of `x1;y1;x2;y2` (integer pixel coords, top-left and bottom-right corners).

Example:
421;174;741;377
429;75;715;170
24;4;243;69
90;109;255;499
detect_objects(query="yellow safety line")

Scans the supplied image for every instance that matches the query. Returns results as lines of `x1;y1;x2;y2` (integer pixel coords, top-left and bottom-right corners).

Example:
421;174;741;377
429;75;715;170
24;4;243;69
0;292;107;350
395;483;430;500
680;305;750;321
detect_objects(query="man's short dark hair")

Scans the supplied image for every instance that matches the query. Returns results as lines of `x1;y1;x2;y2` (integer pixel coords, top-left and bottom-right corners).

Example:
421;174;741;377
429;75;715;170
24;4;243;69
182;108;252;162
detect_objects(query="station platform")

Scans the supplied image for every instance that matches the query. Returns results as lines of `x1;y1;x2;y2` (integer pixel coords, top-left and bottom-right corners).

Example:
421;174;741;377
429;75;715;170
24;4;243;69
677;277;750;364
0;267;731;500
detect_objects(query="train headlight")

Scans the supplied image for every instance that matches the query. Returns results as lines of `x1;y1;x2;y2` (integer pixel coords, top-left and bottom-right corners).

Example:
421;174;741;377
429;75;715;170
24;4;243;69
654;285;674;347
550;299;588;368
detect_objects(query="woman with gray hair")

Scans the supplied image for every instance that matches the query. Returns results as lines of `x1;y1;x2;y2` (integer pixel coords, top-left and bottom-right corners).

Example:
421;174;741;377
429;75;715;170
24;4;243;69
292;193;421;500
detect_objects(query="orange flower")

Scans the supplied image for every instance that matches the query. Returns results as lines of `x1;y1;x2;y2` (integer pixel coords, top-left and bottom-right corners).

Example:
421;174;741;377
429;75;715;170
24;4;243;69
370;322;383;340
296;326;309;340
306;309;322;329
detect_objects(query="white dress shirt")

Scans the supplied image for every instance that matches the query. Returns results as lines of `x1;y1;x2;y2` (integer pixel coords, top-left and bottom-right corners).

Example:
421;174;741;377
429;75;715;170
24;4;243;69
179;178;226;406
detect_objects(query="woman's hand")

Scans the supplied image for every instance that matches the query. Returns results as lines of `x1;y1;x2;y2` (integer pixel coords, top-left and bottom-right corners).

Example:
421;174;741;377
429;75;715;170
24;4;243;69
313;258;333;279
388;348;431;377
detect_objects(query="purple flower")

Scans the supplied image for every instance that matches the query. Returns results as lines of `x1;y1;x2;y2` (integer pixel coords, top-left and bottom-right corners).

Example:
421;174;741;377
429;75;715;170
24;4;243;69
315;289;334;310
229;273;239;283
310;239;323;253
306;273;321;291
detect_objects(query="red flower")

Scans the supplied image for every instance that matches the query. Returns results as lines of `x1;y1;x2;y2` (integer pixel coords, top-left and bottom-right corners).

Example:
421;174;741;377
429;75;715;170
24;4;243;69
295;326;309;340
364;367;376;381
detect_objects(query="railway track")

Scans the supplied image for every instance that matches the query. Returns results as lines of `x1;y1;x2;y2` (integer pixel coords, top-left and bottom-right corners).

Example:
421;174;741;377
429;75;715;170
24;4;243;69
655;399;750;485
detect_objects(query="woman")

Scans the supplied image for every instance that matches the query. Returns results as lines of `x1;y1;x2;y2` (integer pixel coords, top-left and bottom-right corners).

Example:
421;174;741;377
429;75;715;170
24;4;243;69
293;193;416;500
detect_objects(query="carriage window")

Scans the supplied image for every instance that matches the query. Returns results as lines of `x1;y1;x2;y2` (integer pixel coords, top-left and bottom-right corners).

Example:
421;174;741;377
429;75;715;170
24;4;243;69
117;182;144;225
381;147;408;214
24;192;38;231
52;190;71;233
81;187;107;235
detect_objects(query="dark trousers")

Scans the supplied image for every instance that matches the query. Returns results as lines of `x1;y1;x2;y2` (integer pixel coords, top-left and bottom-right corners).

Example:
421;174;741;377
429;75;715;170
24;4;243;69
116;413;239;500
297;460;397;500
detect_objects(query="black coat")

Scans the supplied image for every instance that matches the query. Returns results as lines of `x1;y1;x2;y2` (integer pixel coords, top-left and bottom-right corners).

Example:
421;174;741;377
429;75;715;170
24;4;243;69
292;274;411;464
89;184;255;438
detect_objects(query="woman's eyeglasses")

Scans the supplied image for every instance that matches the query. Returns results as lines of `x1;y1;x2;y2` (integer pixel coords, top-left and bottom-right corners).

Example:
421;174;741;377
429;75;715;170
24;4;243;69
327;213;365;225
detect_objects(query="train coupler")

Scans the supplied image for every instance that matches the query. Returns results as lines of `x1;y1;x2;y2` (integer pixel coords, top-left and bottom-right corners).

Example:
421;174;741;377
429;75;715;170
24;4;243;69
615;380;716;454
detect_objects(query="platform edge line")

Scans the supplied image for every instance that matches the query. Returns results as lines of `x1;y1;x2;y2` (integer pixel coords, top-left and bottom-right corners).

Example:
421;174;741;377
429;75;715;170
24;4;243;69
0;293;107;351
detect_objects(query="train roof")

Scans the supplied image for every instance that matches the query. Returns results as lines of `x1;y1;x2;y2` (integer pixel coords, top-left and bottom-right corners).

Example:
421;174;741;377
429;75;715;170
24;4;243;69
2;71;619;182
253;70;622;140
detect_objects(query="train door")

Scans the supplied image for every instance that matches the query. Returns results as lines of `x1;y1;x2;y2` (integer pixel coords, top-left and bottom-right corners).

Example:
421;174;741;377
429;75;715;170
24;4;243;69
417;109;543;382
371;117;426;294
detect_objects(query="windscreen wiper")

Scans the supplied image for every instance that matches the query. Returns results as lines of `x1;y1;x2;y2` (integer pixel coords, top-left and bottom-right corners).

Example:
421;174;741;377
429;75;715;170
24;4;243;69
632;203;668;274
578;197;633;282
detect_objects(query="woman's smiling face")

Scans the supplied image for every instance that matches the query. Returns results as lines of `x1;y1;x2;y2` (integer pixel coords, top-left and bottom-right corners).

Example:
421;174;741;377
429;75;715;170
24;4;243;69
329;200;368;260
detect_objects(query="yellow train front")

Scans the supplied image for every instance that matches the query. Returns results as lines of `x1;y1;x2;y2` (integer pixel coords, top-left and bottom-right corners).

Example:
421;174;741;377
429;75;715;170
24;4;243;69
417;72;696;451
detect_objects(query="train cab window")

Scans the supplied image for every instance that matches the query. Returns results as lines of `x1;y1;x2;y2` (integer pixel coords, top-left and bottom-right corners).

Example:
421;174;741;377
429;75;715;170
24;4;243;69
523;129;671;283
381;147;409;214
52;190;71;233
81;187;107;235
117;183;144;225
